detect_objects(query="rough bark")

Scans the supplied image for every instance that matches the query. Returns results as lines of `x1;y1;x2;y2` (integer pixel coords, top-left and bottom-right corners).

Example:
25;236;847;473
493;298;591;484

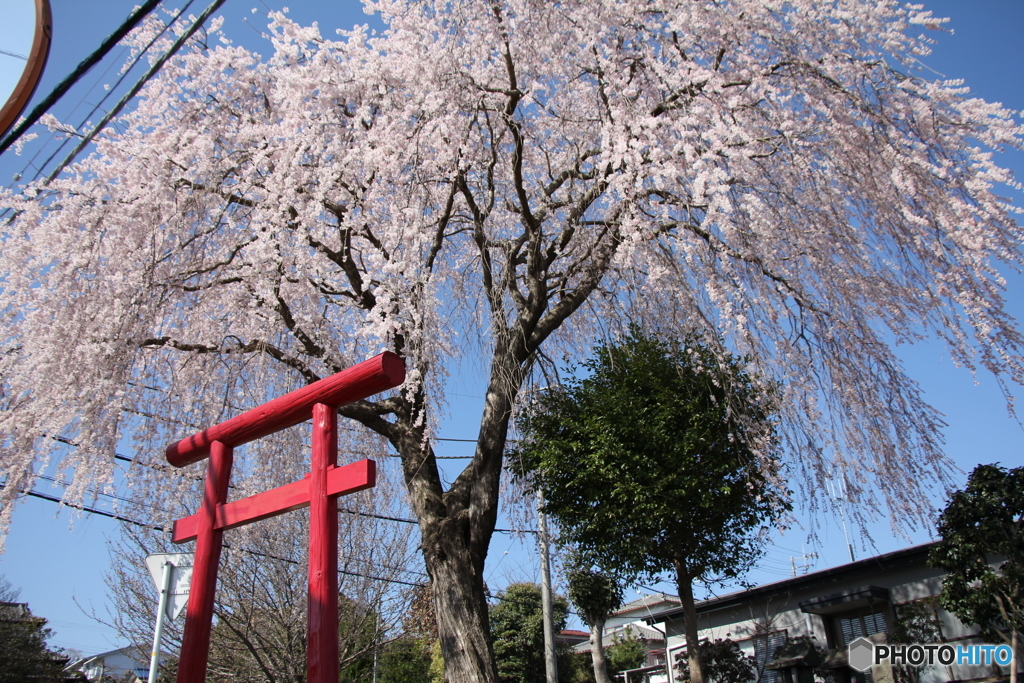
410;351;522;682
674;560;705;683
339;343;531;682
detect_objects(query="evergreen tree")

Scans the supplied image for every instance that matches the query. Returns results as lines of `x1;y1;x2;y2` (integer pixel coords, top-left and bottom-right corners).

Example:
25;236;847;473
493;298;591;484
0;577;70;683
674;639;755;683
566;563;623;683
490;583;569;683
929;464;1024;683
513;330;789;683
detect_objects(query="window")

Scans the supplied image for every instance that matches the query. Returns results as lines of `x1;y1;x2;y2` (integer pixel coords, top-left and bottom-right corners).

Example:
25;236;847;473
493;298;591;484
753;631;788;683
833;609;888;648
830;607;889;683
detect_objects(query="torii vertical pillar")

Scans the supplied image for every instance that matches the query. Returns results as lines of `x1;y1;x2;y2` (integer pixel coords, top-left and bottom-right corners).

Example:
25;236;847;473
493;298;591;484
166;352;405;683
308;402;339;680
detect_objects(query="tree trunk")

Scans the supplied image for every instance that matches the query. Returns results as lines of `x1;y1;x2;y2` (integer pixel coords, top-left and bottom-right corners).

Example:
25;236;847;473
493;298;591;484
336;211;620;680
673;560;704;683
421;522;499;683
378;347;524;683
341;394;504;683
589;617;614;683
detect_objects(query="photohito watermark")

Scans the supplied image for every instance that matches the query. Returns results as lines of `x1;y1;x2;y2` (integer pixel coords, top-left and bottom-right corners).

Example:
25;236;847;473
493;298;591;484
848;637;1015;672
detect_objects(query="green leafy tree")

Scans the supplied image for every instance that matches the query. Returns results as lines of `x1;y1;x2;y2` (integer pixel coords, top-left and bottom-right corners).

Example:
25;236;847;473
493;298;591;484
674;639;755;683
929;464;1024;683
489;582;569;683
767;636;836;683
891;598;944;646
606;630;648;676
513;330;790;683
555;627;645;683
566;562;624;683
375;636;435;683
559;651;597;683
0;577;71;683
889;597;946;683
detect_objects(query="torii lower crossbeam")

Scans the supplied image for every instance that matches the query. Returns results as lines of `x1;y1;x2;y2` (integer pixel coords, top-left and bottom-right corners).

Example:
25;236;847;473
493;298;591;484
165;352;405;683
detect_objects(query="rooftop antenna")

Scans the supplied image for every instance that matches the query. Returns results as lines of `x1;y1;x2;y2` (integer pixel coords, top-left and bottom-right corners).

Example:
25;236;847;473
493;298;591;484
827;478;856;562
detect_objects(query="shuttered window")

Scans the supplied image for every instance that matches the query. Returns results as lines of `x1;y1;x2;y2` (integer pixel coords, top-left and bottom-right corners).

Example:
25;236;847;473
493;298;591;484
754;631;788;683
835;610;888;647
831;608;889;683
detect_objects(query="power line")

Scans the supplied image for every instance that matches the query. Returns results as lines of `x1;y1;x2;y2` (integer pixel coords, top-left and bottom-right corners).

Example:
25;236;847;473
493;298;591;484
0;0;165;156
14;478;532;536
17;489;562;616
20;488;166;531
16;488;429;588
45;0;229;181
23;0;201;186
69;0;199;137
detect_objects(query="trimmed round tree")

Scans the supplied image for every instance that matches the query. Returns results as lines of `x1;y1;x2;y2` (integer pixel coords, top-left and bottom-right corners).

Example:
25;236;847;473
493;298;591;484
566;562;624;683
512;330;789;683
929;464;1024;683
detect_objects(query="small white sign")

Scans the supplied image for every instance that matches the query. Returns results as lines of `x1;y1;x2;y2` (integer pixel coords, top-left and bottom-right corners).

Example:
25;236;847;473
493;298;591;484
146;553;194;621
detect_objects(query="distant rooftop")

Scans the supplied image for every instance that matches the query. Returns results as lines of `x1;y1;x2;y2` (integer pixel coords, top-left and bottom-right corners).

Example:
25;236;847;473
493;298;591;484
612;592;680;617
644;541;939;624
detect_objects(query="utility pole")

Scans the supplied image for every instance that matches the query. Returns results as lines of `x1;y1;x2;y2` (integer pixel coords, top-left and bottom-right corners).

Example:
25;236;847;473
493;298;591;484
537;488;559;683
527;383;560;683
789;546;818;577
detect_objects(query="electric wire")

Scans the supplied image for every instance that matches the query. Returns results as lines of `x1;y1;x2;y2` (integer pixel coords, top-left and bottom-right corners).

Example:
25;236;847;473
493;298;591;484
17;487;549;598
28;0;199;185
44;0;229;183
15;488;429;588
13;466;534;535
0;0;165;157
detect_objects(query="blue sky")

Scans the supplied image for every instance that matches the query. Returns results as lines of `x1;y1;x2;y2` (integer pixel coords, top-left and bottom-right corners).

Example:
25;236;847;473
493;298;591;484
0;0;1022;657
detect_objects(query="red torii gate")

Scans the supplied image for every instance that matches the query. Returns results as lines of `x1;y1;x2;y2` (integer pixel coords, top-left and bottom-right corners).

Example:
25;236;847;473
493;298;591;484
165;352;405;683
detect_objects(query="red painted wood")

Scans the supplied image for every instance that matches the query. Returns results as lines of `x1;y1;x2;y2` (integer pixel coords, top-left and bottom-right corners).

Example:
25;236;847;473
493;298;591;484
176;441;232;683
171;477;308;543
171;459;376;543
308;403;339;683
169;356;389;681
327;458;375;499
167;352;405;467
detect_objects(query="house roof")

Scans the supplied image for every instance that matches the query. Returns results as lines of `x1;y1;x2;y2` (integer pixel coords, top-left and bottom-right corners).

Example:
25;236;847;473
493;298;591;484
571;623;665;654
611;623;664;641
67;645;156;671
0;601;42;623
642;541;939;624
79;645;144;661
612;592;680;617
561;629;590;638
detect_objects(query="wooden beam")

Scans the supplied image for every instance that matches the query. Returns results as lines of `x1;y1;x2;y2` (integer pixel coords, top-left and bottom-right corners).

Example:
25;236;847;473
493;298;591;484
171;459;376;543
166;352;404;467
307;403;340;683
176;441;232;683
